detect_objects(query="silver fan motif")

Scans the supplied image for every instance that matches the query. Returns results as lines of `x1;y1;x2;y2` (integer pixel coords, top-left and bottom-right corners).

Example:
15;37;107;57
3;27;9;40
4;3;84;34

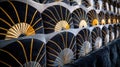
46;32;76;67
108;25;115;42
76;28;92;58
102;26;109;45
91;27;102;50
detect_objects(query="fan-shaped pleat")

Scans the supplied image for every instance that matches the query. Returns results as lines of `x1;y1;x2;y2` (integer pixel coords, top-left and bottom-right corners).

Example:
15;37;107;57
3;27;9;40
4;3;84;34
105;12;111;24
46;32;76;67
111;14;117;24
108;0;112;12
42;5;72;34
87;10;99;26
102;0;107;10
117;24;120;38
108;25;114;42
98;11;106;25
102;26;109;45
91;27;102;50
0;38;45;67
72;8;88;28
94;0;100;9
81;0;91;7
113;24;119;39
0;1;44;40
76;28;92;58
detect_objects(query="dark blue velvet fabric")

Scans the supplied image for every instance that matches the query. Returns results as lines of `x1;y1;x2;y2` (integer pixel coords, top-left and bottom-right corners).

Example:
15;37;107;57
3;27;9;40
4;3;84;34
65;39;120;67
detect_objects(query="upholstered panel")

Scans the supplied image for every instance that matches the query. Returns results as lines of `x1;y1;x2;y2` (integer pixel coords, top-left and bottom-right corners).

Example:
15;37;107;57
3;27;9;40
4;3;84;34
42;5;72;34
0;1;44;40
0;38;45;67
72;8;88;28
76;28;92;58
46;32;76;67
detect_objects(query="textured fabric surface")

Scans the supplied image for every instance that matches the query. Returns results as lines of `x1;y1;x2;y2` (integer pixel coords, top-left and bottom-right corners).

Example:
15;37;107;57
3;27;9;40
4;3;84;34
0;38;46;67
0;1;44;40
65;39;120;67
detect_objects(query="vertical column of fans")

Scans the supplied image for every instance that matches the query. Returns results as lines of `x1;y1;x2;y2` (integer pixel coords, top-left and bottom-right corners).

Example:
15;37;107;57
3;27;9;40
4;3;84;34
0;0;120;67
0;1;45;67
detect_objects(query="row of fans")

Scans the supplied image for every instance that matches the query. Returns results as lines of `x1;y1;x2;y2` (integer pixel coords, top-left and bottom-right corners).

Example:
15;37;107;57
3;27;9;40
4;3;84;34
0;0;120;40
0;24;120;67
0;1;120;67
33;0;120;14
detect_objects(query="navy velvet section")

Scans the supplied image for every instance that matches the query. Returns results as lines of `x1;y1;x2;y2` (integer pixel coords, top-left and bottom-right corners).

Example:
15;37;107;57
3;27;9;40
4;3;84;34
65;39;120;67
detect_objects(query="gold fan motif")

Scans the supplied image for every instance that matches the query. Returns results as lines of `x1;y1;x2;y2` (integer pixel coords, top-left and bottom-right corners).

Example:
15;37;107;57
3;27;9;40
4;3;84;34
87;10;99;26
42;5;72;34
111;14;117;24
5;23;35;40
105;12;111;24
0;1;43;40
98;11;106;25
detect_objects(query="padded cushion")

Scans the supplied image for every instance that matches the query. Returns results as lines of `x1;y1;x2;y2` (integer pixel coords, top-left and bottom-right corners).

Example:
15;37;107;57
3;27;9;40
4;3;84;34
46;32;76;67
0;1;44;40
0;38;45;67
42;5;72;34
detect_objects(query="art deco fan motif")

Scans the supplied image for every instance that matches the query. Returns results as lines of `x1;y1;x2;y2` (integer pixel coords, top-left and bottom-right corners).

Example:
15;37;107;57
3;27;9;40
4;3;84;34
105;12;111;24
72;8;88;28
102;0;107;10
98;11;106;25
94;0;100;9
81;0;91;7
113;24;119;39
113;1;117;13
0;39;45;67
76;28;92;58
42;5;72;34
111;14;117;24
46;32;76;67
0;1;44;40
102;26;109;45
116;15;119;23
117;24;120;38
108;25;115;42
108;0;112;12
87;10;99;26
91;27;102;50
